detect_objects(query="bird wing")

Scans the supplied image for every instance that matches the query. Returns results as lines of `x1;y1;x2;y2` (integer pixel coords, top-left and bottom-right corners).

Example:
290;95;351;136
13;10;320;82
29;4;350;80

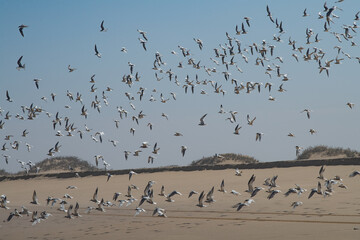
93;187;98;201
33;190;38;204
248;174;255;192
19;28;24;37
17;56;23;66
198;191;205;205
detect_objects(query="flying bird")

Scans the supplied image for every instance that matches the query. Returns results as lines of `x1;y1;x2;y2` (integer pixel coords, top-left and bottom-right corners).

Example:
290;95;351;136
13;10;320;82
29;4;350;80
199;114;207;126
181;145;187;157
129;170;137;180
100;20;107;32
94;44;101;58
18;24;28;37
16;56;25;70
30;190;39;205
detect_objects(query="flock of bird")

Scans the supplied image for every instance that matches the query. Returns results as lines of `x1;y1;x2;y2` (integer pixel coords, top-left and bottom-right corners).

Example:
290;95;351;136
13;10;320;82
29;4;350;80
2;1;359;174
1;166;360;224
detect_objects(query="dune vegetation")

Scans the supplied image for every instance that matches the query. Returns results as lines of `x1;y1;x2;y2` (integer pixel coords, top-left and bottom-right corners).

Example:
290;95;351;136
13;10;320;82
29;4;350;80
190;153;259;166
296;145;360;160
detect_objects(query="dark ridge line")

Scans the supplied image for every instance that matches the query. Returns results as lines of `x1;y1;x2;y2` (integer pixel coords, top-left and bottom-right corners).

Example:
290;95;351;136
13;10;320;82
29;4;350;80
1;157;359;182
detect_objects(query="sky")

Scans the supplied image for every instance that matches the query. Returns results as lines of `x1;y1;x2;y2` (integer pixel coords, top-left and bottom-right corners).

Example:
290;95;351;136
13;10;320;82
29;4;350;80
0;0;360;173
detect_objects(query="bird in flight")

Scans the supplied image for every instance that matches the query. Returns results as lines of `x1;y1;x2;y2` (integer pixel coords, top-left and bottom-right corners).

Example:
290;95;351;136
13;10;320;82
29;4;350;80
18;24;28;37
100;20;107;32
94;44;101;58
16;56;25;70
199;114;207;126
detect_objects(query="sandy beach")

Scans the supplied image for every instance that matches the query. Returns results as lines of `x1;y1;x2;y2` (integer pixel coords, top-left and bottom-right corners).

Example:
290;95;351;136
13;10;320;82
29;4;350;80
1;165;360;240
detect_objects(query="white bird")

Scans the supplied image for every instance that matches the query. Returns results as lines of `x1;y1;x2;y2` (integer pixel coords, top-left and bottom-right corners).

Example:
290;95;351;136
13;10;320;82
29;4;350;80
153;207;167;217
134;207;146;217
291;201;303;209
129;170;137;181
235;168;242;176
230;190;241;196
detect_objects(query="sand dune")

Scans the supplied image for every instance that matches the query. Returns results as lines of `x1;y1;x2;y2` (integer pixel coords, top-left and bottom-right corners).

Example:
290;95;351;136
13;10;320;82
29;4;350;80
1;165;360;239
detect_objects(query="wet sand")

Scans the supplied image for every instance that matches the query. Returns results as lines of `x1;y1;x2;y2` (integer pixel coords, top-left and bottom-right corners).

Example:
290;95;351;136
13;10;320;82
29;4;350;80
1;165;360;240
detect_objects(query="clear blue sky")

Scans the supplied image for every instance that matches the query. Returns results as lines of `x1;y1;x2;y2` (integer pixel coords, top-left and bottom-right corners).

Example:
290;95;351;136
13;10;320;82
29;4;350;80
1;0;360;173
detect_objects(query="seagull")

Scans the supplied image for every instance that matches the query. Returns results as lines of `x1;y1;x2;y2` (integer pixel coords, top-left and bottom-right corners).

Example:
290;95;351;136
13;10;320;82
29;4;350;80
90;187;99;203
233;124;242;135
233;199;254;211
18;24;28;37
153;207;167;217
68;65;76;72
308;182;323;199
72;202;82;217
346;102;354;109
250;187;264;198
284;188;299;197
255;132;264;142
301;109;311;119
33;79;41;89
166;190;182;202
137;29;148;41
235;168;242;176
267;190;281;199
129;170;137;181
296;146;303;157
246;174;256;193
193;38;203;50
199;114;207;126
181;145;187;157
230;190;241;196
309;129;317;135
318;165;326;180
94;44;101;58
138;38;147;51
218;179;226;193
65;204;73;219
16;56;25;70
291;201;303;209
349;170;360;177
134;207;146;217
6;90;12;102
247;114;256;125
140;142;150;148
100;20;107;32
196;191;207;207
106;172;112;182
244;17;251;27
303;8;309;17
188;190;199;198
30;190;39;205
